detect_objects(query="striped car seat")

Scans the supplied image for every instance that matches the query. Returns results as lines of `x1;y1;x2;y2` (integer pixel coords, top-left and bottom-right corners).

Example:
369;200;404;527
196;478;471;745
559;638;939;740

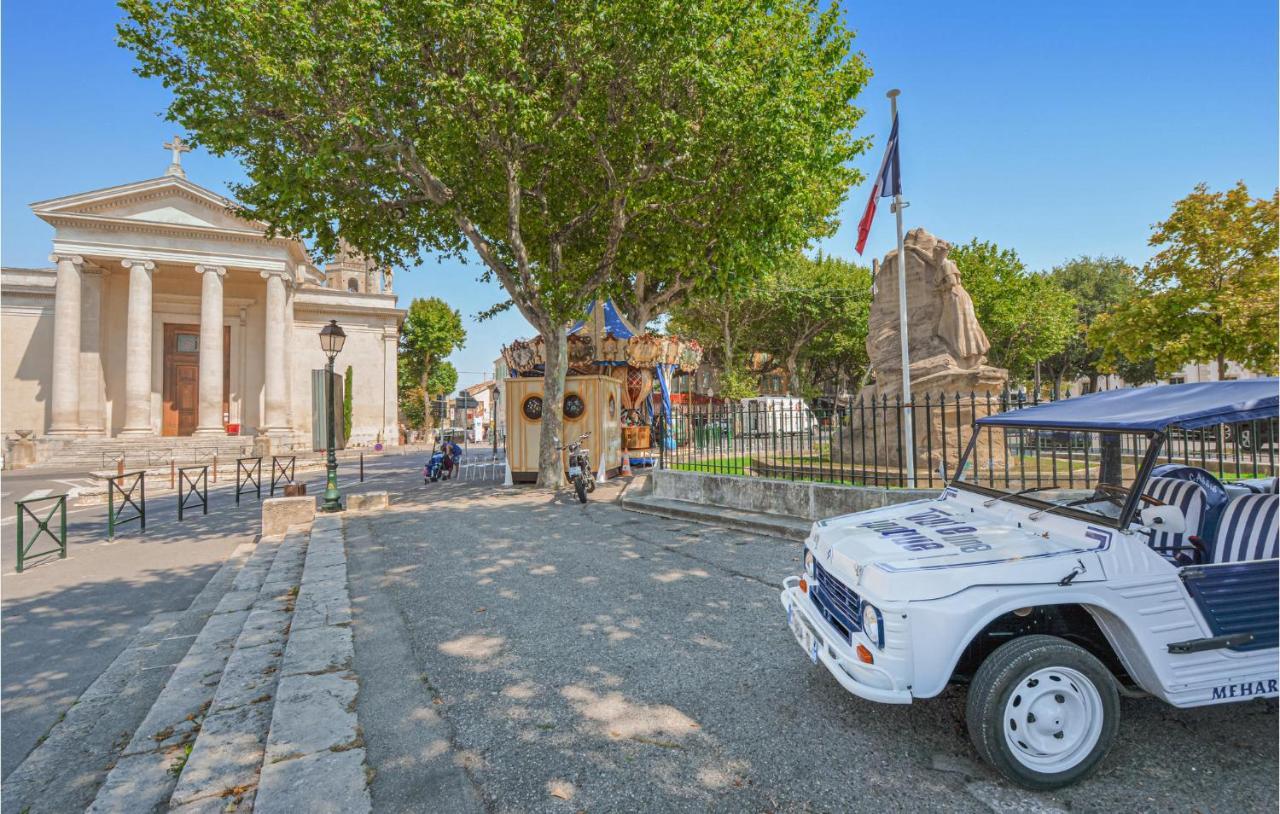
1144;476;1208;559
1209;494;1280;563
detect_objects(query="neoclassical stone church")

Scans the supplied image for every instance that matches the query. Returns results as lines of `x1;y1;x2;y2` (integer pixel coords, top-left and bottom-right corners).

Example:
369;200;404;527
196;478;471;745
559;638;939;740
1;139;403;459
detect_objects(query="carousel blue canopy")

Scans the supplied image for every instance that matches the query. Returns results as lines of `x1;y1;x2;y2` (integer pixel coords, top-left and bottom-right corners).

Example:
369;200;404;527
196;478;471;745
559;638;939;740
567;299;674;435
568;300;637;339
977;379;1279;432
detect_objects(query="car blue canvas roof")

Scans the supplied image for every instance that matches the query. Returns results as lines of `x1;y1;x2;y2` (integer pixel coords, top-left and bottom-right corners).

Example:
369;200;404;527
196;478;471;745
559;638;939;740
976;378;1279;432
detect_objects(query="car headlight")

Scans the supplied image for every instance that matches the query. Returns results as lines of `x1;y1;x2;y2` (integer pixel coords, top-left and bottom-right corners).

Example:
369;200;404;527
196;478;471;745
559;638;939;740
861;602;884;649
803;548;814;576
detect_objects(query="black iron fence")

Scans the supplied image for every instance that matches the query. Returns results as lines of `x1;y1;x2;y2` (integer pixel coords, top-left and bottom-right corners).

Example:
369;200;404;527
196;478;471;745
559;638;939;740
656;391;1278;490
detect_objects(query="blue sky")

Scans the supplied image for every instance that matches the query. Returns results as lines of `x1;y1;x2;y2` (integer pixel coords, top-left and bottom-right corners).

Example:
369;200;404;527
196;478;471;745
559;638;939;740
3;1;1276;388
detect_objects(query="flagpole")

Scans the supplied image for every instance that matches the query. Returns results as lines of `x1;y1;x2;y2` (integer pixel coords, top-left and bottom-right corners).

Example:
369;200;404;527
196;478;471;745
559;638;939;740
886;88;915;486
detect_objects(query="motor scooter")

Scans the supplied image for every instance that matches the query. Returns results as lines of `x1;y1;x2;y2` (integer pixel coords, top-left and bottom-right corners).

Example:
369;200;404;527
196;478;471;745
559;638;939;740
555;432;594;503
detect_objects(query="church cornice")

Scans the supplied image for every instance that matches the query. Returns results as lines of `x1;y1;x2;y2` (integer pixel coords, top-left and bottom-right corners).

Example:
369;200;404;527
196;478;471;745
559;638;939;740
39;211;292;246
31;174;317;271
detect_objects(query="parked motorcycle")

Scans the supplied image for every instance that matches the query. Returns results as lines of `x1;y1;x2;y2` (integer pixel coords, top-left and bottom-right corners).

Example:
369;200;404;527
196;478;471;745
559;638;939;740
556;432;594;503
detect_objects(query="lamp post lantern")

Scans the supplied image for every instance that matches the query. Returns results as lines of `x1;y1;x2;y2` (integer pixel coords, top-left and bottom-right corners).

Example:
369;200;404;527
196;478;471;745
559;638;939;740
319;319;347;512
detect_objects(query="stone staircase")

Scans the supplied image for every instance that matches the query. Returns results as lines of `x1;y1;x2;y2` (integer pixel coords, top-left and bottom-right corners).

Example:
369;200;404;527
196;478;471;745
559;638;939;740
2;516;371;814
33;434;315;471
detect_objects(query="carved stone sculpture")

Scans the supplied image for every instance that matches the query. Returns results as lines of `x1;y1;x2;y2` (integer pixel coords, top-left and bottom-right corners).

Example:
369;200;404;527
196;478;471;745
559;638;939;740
849;227;1008;474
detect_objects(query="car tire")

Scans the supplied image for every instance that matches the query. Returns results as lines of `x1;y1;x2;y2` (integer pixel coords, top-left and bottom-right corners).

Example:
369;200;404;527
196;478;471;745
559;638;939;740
573;476;588;504
966;634;1119;790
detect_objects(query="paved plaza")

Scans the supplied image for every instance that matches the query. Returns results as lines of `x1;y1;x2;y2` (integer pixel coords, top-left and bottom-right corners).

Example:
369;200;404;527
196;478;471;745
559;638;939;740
2;464;1276;812
342;477;1277;813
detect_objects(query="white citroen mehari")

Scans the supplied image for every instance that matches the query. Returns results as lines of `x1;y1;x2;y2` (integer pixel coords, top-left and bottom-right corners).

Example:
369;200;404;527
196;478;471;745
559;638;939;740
781;379;1279;789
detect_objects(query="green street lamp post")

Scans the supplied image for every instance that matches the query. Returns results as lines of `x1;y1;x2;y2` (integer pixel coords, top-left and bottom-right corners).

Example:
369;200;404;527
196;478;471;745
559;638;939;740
319;319;347;512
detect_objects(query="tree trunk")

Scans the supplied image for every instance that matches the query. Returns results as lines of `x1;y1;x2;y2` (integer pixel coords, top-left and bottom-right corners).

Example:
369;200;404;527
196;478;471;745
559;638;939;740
537;324;568;488
721;313;733;370
1217;353;1227;381
786;347;802;396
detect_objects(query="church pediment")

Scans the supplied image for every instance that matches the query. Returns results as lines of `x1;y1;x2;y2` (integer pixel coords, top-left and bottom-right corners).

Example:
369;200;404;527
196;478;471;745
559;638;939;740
31;176;268;236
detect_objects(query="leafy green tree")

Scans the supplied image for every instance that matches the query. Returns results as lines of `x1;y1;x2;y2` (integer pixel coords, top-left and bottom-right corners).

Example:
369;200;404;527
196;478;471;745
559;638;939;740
400;297;466;396
1038;256;1139;395
717;367;760;400
668;292;759;375
1091;182;1279;380
744;253;871;394
343;365;353;439
425;361;459;401
669;252;871;397
397;298;464;430
119;0;869;486
948;239;1076;382
400;384;427;431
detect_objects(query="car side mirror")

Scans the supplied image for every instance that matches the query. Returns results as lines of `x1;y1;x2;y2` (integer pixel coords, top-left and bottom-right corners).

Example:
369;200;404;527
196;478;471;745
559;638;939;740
1140;504;1185;534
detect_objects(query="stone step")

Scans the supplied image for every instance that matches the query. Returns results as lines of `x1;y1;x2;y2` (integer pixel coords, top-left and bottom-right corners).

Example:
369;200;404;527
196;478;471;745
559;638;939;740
84;531;300;813
165;529;310;812
255;516;370;813
620;492;811;541
0;541;262;814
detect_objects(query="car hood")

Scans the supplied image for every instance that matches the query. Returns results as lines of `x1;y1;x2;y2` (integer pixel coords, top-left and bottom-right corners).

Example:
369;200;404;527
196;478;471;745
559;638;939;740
807;497;1108;601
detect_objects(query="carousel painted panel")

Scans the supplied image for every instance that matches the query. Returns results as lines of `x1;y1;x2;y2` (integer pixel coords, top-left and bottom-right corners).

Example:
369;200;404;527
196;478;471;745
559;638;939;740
504;374;623;483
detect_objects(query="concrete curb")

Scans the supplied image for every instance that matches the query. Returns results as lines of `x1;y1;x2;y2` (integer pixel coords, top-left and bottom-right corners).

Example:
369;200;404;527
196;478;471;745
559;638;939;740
255;515;371;814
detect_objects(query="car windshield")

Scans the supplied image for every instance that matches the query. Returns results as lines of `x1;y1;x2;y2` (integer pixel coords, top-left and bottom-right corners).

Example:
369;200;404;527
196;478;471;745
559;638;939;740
952;425;1156;524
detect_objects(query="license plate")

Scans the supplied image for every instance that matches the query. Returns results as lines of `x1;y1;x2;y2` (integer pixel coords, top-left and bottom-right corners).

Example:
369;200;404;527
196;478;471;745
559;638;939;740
789;603;821;664
568;466;581;477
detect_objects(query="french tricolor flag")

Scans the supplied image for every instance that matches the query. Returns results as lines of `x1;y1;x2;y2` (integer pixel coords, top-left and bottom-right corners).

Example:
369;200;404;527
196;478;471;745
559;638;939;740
855;113;902;255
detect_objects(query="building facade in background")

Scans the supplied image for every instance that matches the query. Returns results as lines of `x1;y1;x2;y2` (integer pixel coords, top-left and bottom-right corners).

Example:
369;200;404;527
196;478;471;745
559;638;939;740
1;144;404;457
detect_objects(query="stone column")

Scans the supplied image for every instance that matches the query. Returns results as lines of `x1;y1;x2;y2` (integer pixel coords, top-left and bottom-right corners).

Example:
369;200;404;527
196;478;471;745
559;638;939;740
119;259;158;436
260;270;289;433
194;265;227;435
79;266;106;435
284;282;296;430
48;253;85;435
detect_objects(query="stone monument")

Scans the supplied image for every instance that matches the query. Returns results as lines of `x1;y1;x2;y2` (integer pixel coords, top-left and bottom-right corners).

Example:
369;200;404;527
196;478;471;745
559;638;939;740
847;227;1008;476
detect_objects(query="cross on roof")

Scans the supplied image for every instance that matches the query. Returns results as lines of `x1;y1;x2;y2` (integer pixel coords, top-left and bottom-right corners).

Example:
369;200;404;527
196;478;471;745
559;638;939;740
163;135;192;177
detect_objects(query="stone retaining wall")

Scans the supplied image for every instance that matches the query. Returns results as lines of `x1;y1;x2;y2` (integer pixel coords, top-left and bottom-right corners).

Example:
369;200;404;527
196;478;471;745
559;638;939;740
649;469;938;521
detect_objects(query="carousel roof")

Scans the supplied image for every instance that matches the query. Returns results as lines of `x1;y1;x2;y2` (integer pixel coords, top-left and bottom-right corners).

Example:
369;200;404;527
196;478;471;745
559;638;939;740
569;300;638;340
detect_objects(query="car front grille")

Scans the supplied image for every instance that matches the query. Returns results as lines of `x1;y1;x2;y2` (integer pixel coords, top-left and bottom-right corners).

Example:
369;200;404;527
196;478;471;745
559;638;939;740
810;558;862;643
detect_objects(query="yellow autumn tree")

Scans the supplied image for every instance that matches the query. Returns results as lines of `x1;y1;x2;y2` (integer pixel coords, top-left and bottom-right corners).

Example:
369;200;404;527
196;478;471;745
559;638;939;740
1091;182;1279;379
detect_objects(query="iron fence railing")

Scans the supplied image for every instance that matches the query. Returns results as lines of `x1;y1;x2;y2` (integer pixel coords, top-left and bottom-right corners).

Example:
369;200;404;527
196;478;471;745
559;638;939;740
656;391;1278;490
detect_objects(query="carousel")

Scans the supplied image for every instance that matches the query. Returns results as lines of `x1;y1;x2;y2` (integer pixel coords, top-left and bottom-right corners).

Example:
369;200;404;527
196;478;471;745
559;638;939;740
499;300;702;483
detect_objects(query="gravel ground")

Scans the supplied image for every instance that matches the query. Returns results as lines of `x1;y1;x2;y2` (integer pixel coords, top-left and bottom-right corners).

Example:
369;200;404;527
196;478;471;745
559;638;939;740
346;477;1278;814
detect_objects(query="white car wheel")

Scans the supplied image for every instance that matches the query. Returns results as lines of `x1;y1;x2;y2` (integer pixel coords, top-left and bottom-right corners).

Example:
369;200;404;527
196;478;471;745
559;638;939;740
967;634;1119;790
1002;666;1104;774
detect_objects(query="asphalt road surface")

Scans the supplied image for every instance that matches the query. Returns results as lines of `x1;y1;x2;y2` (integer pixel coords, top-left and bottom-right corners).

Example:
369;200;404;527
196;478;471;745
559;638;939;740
0;446;481;778
346;479;1278;814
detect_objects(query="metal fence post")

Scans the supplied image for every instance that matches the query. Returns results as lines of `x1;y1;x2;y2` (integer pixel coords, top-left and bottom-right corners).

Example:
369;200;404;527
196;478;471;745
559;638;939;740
107;472;146;539
15;494;68;573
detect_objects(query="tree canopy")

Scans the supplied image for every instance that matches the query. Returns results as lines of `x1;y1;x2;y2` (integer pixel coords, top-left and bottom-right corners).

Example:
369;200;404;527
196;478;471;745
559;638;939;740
1038;256;1140;394
398;297;465;430
119;0;870;484
669;252;871;397
948;239;1076;382
1090;182;1279;380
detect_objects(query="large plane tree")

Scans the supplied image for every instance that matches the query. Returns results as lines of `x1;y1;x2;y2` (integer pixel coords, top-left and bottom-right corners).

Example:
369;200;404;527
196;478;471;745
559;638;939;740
119;0;869;485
